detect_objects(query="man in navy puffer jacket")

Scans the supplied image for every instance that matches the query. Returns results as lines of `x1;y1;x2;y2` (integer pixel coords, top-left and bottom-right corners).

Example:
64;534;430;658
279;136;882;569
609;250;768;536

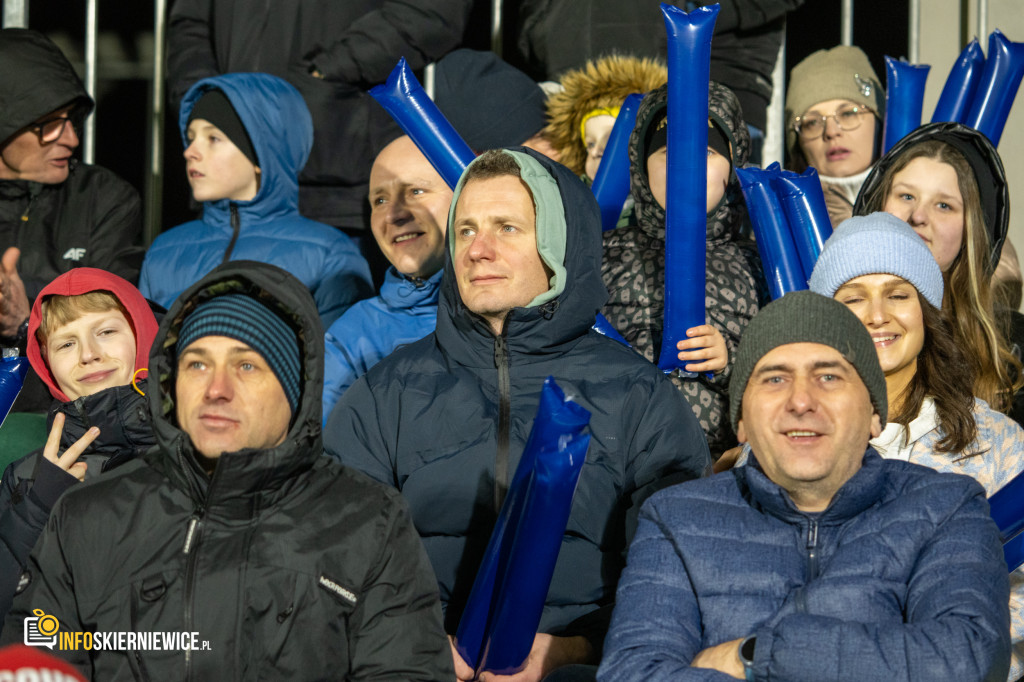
598;290;1010;682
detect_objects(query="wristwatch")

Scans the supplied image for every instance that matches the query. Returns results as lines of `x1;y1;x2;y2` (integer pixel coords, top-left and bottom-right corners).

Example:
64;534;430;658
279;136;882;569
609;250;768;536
0;318;28;349
739;635;757;682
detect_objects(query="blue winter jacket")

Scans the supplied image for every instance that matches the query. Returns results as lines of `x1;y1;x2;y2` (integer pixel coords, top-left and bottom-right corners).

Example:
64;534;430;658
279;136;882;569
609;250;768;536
326;147;711;649
322;266;441;425
139;73;372;326
598;450;1011;682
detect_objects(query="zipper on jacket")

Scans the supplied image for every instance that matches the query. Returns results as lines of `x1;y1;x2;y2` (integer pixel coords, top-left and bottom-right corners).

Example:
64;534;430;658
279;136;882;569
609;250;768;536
806;519;819;581
181;460;222;680
222;204;241;263
493;322;511;513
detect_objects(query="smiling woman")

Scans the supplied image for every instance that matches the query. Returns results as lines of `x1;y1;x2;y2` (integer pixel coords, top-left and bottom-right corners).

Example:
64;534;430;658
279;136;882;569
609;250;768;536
810;211;1024;678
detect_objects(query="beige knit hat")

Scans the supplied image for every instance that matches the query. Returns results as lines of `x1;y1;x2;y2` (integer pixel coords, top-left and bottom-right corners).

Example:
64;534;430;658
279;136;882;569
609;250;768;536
785;46;885;160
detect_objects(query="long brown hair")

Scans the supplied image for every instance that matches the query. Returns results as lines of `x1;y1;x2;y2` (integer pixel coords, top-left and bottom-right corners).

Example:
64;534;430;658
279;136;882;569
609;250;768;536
861;140;1022;412
889;294;976;453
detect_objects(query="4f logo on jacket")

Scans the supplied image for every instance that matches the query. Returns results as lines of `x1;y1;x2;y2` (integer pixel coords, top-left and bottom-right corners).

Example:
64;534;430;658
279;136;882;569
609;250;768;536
62;248;86;261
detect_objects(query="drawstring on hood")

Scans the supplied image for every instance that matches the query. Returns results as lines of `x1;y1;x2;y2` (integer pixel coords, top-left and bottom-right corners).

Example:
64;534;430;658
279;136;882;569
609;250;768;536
27;268;158;403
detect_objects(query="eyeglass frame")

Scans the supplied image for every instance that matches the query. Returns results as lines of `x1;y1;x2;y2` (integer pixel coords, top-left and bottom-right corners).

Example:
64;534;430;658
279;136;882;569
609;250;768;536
24;106;86;145
791;103;876;140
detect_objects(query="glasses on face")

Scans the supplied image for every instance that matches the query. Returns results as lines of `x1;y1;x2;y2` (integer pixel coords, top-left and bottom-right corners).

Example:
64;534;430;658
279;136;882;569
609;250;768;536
792;104;874;139
29;114;77;144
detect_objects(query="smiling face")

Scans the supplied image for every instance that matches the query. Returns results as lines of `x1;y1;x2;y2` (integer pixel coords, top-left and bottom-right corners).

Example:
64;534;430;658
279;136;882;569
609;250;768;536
834;275;924;401
583;114;616;181
184;118;260;203
797;98;877;177
882;157;964;272
45;309;137;401
0;105;80;184
175;335;291;464
646;145;731;213
737;342;882;512
453;175;552;335
369;136;453;279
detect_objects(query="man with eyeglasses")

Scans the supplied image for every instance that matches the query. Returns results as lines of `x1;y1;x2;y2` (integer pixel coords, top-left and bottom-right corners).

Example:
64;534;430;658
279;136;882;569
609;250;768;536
0;29;143;411
0;29;143;353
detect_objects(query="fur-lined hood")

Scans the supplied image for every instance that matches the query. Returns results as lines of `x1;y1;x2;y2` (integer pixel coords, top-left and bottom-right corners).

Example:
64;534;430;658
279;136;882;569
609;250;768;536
545;55;667;176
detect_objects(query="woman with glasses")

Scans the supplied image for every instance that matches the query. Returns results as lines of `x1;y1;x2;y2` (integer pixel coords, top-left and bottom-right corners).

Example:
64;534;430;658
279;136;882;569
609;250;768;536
854;122;1024;425
784;46;884;227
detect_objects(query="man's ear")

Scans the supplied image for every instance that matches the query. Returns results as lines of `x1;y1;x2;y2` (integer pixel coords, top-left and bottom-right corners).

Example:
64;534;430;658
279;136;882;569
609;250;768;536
869;412;882;439
736;419;747;444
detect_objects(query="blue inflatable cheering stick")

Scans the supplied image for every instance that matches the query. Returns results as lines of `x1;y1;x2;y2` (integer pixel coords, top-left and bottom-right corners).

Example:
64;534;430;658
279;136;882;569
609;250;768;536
774;168;833;280
656;2;718;373
882;56;931;154
0;349;28;428
736;165;807;299
965;30;1024;147
592;94;644;232
454;377;591;675
369;58;477;190
932;39;985;124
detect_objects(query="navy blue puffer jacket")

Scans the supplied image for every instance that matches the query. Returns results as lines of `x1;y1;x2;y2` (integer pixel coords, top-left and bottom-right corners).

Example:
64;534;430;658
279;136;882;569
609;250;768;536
599;450;1011;681
326;147;711;648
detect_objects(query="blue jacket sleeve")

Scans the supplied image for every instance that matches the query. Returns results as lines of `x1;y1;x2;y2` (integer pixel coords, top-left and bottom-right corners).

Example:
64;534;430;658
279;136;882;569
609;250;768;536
311;237;373;329
597;497;732;682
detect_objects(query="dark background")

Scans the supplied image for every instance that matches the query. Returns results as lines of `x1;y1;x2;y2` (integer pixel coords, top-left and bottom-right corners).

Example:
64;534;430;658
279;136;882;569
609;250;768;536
24;0;908;241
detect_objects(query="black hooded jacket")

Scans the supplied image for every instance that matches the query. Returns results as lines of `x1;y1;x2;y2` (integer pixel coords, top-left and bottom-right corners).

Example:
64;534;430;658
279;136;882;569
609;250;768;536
602;82;767;456
0;29;143;303
326;147;710;650
2;261;453;681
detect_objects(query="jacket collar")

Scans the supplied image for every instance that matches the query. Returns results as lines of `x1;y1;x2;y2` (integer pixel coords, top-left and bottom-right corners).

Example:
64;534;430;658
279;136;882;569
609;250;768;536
379;266;442;309
743;448;887;525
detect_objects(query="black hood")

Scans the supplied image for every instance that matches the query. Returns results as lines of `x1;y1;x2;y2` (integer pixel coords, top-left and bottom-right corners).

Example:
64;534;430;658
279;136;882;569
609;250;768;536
628;81;751;244
145;261;324;504
0;29;93;144
854;122;1008;270
436;146;608;366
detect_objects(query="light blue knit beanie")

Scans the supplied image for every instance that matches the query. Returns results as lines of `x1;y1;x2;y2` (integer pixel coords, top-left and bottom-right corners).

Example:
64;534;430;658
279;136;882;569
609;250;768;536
808;212;944;308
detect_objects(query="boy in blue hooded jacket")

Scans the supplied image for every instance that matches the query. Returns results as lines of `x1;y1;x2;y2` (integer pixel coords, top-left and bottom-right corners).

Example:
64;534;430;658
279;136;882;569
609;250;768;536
140;73;372;327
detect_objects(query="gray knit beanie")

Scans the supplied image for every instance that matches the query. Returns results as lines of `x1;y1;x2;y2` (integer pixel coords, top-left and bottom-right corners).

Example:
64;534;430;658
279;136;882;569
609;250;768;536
809;212;943;307
729;290;887;428
177;294;301;413
785;46;885;160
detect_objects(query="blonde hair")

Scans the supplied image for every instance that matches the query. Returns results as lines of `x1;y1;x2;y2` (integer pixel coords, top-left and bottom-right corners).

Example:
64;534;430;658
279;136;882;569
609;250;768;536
37;291;129;347
863;140;1022;411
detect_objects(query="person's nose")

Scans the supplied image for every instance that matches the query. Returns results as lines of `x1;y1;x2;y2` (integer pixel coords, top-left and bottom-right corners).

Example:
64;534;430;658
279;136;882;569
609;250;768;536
59;119;80;149
386;195;412;226
785;374;818;415
865;295;890;327
822;115;842;140
78;336;101;364
184;140;200;162
466;229;495;262
203;365;234;402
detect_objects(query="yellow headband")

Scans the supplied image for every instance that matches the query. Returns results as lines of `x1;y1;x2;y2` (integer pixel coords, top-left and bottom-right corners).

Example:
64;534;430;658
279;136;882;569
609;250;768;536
579;107;621;144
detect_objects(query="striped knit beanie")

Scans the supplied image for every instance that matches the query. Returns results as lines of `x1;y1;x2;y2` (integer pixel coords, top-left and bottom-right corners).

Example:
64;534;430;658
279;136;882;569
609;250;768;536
177;294;300;412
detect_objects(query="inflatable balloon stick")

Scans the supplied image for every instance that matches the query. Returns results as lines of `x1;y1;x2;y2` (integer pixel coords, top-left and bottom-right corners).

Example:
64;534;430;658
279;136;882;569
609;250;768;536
657;2;718;373
932;39;985;124
774;168;833;280
592;94;644;232
592;313;630;346
736;165;807;300
965;30;1024;147
0;350;28;429
990;469;1024;571
455;377;591;675
882;56;931;154
369;57;476;189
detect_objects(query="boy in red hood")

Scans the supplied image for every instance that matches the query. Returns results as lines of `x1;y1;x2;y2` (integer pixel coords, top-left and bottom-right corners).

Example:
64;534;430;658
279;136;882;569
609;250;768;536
0;268;157;619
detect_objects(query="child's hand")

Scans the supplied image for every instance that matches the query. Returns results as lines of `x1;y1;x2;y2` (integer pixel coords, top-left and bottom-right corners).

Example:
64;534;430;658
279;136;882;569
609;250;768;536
43;412;98;482
676;324;727;373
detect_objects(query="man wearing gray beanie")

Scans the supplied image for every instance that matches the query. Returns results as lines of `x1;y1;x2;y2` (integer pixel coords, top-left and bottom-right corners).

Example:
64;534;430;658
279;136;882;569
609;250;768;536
598;290;1010;682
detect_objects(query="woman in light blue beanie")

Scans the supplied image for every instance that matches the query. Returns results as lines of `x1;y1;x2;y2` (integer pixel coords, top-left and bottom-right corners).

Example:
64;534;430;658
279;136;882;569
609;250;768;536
810;211;1024;680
